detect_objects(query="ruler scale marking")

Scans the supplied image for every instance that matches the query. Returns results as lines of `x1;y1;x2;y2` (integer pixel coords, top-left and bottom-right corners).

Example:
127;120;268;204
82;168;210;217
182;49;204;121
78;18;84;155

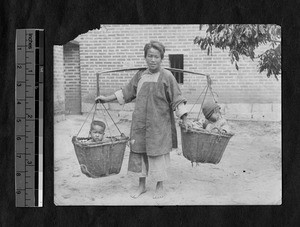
15;29;44;207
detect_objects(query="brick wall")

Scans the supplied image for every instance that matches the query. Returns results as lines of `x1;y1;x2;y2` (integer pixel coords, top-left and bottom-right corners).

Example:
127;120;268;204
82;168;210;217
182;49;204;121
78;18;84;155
64;42;81;114
53;45;65;117
75;25;281;108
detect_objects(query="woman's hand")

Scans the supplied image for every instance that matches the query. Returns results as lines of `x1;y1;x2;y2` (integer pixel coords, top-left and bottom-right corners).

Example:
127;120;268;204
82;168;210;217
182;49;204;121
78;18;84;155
181;114;193;129
184;120;193;129
95;95;108;103
95;94;118;103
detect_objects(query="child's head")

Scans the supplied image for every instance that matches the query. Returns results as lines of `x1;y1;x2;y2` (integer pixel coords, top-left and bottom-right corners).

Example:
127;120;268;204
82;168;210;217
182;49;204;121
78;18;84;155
202;101;221;122
90;120;106;142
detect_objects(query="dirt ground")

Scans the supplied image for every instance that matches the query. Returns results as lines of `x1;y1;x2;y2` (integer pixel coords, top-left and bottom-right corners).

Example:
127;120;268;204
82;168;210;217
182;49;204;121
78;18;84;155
54;111;281;206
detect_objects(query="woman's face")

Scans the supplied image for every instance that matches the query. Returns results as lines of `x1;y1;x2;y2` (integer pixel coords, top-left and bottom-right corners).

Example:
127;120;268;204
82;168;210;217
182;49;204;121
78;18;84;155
145;48;162;72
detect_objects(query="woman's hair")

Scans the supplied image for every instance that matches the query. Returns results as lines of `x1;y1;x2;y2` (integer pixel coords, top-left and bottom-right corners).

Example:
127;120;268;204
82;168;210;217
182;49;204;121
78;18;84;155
144;41;165;59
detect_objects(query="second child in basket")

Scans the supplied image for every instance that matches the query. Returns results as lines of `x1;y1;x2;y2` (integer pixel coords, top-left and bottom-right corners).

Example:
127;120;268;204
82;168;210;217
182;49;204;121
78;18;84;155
190;101;231;134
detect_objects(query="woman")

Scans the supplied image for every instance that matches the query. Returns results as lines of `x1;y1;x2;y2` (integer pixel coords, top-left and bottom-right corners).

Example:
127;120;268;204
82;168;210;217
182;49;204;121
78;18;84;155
95;41;190;199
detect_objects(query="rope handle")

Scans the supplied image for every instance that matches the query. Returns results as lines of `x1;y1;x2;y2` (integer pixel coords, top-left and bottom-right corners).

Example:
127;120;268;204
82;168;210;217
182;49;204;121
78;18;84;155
96;73;125;138
207;75;218;103
188;74;219;121
196;85;209;120
100;102;123;136
76;103;96;137
76;97;124;140
97;101;130;148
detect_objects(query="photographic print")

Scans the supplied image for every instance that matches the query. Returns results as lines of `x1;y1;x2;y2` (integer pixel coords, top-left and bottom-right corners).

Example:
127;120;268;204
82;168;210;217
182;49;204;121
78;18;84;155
53;24;281;206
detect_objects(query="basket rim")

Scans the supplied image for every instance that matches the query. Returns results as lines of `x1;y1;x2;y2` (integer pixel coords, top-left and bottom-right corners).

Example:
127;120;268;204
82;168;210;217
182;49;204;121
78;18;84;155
179;122;234;138
72;135;129;147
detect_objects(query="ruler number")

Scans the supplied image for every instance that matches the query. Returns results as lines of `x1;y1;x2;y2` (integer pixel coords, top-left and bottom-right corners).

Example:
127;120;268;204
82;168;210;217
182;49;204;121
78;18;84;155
16;29;44;207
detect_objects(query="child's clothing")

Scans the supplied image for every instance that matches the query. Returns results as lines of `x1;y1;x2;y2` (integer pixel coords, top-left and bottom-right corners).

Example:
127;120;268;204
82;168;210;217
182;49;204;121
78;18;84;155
197;116;230;133
188;101;231;133
202;101;220;120
128;152;170;182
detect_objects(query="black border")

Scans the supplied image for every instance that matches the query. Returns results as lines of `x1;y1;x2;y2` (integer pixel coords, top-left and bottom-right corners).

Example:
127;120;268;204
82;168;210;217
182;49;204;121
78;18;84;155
1;0;299;226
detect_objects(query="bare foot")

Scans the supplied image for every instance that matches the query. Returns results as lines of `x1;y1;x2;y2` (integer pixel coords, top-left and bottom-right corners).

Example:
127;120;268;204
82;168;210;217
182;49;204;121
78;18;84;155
130;185;147;199
153;181;165;199
130;177;147;199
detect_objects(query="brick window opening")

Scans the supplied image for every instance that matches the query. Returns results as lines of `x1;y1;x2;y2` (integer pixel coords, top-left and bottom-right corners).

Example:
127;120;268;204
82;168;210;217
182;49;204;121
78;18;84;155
169;54;184;84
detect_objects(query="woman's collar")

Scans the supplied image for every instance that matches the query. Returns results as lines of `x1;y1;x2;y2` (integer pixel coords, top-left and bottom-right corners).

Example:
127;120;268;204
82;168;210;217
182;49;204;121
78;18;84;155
144;67;162;74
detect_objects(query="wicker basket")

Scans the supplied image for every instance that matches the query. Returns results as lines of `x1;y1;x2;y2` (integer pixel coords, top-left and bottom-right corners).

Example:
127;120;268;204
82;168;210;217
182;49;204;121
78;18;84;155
179;122;234;164
72;135;129;178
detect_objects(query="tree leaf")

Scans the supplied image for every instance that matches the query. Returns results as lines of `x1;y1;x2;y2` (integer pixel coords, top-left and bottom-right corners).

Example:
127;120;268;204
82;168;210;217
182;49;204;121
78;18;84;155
235;62;239;70
200;40;206;49
267;69;271;77
194;24;281;79
233;51;239;61
259;25;265;34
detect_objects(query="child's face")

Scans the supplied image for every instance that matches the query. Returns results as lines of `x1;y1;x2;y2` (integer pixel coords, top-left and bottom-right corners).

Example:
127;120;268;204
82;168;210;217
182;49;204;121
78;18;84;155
209;108;221;122
90;125;104;142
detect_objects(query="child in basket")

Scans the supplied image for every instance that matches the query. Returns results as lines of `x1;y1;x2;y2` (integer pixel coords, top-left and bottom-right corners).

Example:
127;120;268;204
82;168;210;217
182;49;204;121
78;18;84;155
88;120;116;143
89;120;106;142
193;101;230;134
80;120;107;144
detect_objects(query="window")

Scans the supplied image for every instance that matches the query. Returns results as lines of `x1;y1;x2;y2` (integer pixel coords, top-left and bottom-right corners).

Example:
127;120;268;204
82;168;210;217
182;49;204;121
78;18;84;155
169;54;184;84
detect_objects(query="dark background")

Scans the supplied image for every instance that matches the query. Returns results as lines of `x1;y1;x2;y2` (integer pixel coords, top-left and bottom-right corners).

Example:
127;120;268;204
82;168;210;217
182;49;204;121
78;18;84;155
1;0;299;226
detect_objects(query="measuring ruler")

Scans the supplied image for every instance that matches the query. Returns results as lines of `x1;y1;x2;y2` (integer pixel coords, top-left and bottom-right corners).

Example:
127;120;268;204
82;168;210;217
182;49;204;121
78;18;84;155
15;29;44;207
